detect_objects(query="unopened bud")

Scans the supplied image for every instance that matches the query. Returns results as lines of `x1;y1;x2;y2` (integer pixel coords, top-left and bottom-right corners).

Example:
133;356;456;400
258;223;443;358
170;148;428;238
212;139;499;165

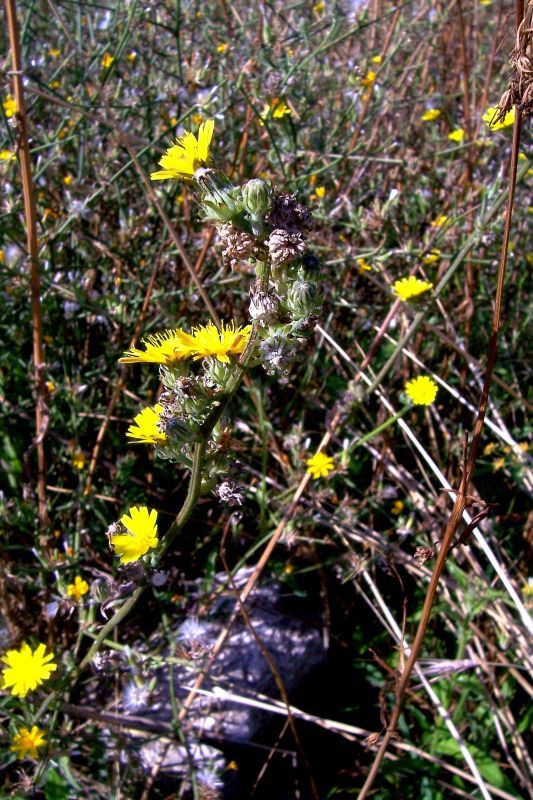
241;179;273;217
287;279;322;318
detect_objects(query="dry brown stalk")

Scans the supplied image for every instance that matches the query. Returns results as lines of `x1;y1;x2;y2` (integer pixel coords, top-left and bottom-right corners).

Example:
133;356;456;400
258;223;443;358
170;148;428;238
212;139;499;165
5;0;48;529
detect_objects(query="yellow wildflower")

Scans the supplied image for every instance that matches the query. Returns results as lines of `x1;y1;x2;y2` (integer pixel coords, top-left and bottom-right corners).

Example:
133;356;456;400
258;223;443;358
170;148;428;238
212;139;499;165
483;106;515;130
3;95;17;118
448;128;465;143
357;257;372;272
314;186;326;198
63;174;73;186
372;55;382;64
431;214;448;228
306;452;335;479
313;0;326;12
217;43;229;53
391;499;404;515
393;276;433;301
492;457;506;472
0;149;15;161
119;329;196;366
110;506;159;564
423;249;441;264
483;442;498;455
127;404;167;445
127;51;137;62
421;108;441;122
151;119;215;181
405;376;439;406
45;379;56;394
48;47;61;58
11;726;46;759
67;576;89;601
101;53;114;69
262;98;292;121
71;451;86;470
1;642;57;698
361;70;376;87
190;321;252;363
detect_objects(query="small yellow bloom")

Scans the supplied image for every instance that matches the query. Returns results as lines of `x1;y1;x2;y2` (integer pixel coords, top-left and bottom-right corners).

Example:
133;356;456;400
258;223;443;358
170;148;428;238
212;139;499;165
483;442;498;455
1;642;57;698
372;55;382;64
361;70;376;87
313;0;326;12
393;276;433;301
190;321;252;363
261;98;292;123
284;563;294;574
101;53;114;69
63;174;73;186
423;249;441;265
217;42;229;53
127;404;167;445
3;95;17;118
479;0;492;4
11;726;46;759
50;80;60;90
391;499;404;515
67;576;89;601
315;186;326;198
492;457;506;472
421;108;441;122
48;47;61;58
0;149;15;161
110;506;159;564
431;214;448;228
127;51;137;62
46;379;56;394
448;128;465;143
71;451;85;470
357;257;372;272
306;452;335;479
405;376;439;406
151;119;214;181
483;106;515;130
192;113;203;125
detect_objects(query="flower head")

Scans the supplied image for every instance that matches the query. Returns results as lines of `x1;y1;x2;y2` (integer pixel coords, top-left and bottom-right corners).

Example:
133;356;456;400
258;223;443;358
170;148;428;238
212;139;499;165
0;149;15;162
127;404;167;445
448;128;465;143
67;576;89;601
306;452;335;479
361;70;376;87
190;321;252;363
11;726;46;759
72;451;86;470
483;106;515;131
101;53;114;69
405;376;439;406
393;276;433;301
423;249;440;265
110;506;159;564
1;642;57;698
421;108;441;122
3;95;17;118
151;119;215;181
119;329;196;366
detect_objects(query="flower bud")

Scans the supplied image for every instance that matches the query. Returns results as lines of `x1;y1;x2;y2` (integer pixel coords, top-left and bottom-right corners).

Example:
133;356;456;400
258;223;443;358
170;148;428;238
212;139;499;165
203;357;230;387
241;179;273;218
286;279;322;318
297;253;321;280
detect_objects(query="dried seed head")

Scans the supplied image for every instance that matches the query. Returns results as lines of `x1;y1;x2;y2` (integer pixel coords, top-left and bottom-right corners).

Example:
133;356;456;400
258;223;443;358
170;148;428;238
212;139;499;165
267;228;307;266
249;285;280;321
216;478;245;506
267;192;313;232
217;223;259;269
414;546;435;566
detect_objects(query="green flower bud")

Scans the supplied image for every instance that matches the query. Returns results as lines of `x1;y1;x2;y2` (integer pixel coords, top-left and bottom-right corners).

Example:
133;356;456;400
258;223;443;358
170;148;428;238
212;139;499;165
241;179;273;218
203;357;231;388
286;279;322;319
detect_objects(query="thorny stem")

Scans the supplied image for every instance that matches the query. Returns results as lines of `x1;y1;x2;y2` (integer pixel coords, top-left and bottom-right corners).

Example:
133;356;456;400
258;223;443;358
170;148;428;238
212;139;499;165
358;67;524;800
5;0;48;528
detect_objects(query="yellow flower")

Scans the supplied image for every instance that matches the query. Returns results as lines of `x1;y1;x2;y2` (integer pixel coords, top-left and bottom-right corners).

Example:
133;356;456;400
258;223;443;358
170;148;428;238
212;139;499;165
1;642;57;698
405;376;439;406
391;499;404;515
421;108;441;122
119;329;196;366
217;42;229;53
483;442;498;455
151;119;215;181
361;70;376;87
127;51;137;62
313;1;326;12
393;276;433;301
11;726;46;759
306;452;335;479
127;404;167;445
46;379;56;394
448;128;465;143
314;186;326;199
48;47;61;58
190;321;252;363
492;457;506;472
3;95;17;118
262;98;292;121
431;214;448;228
423;249;441;264
67;576;89;601
0;149;15;161
357;257;372;272
483;106;515;131
63;174;73;186
101;53;114;69
110;506;159;564
72;451;86;470
372;54;382;64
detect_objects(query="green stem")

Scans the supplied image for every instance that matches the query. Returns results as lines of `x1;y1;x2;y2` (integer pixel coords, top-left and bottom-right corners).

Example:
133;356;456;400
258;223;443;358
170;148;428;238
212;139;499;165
351;407;408;451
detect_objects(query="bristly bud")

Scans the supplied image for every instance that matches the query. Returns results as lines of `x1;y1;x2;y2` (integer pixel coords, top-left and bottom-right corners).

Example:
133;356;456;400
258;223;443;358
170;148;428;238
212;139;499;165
267;228;307;266
286;279;322;319
249;284;280;322
203;357;230;388
216;478;245;506
297;253;322;280
241;178;273;217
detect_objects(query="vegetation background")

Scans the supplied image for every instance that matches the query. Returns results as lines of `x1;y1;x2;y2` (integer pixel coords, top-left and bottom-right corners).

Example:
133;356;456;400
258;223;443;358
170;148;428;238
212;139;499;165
0;0;531;798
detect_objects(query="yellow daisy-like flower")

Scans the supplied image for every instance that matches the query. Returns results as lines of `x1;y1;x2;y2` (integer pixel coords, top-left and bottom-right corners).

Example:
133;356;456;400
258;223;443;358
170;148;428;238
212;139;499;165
448;128;465;143
393;276;433;301
48;47;61;58
0;149;15;162
421;108;441;122
11;726;46;759
101;53;114;69
1;642;57;698
261;98;292;122
110;506;159;564
431;214;448;228
67;576;89;601
3;95;17;118
314;186;326;199
190;321;252;363
119;329;196;366
71;451;86;470
217;42;229;53
151;119;215;181
483;106;515;131
127;404;167;445
423;249;441;265
306;452;335;479
405;376;439;406
361;70;376;87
